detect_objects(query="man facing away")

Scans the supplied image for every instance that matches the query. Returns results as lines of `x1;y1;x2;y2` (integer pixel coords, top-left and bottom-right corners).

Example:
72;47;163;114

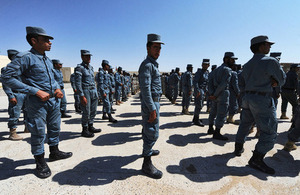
138;33;164;179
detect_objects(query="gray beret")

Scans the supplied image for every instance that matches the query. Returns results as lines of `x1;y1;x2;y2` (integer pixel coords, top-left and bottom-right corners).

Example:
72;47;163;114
7;49;19;56
147;34;164;45
224;52;238;60
26;26;53;39
202;59;210;64
81;50;92;56
102;60;109;65
251;35;274;46
52;59;62;64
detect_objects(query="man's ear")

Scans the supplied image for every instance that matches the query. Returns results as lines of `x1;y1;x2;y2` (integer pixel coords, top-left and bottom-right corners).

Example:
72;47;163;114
31;37;38;45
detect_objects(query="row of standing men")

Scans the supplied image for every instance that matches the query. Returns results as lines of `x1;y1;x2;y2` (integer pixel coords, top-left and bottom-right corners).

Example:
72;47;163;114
0;26;136;179
157;38;300;175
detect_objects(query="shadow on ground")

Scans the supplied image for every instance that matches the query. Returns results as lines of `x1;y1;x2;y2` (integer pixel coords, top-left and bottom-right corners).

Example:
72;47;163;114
167;133;236;147
52;155;141;186
118;112;141;118
107;119;142;127
92;132;141;146
167;150;300;182
0;157;34;180
160;121;192;130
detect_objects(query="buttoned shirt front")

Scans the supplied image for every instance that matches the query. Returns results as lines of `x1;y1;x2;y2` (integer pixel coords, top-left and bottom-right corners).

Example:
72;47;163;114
2;48;59;97
138;55;162;112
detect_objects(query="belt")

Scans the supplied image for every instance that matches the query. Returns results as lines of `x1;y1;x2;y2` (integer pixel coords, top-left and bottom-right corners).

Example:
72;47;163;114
245;91;272;96
83;86;95;90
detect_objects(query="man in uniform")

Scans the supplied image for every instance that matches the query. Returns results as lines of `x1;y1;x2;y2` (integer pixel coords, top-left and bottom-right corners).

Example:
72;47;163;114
193;59;210;127
234;35;285;175
181;64;193;115
208;52;237;140
2;26;72;178
270;52;282;108
75;50;101;137
138;33;164;179
1;49;26;140
108;65;116;113
52;59;71;118
115;67;123;105
98;60;117;123
70;72;81;113
169;67;181;104
280;63;300;119
206;64;217;113
227;64;240;123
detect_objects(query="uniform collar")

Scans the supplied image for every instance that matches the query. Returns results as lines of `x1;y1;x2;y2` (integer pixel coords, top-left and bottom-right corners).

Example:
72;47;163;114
147;55;159;67
81;62;90;69
30;48;47;59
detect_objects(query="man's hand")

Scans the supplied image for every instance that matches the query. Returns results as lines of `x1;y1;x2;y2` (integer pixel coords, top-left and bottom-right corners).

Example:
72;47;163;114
80;96;87;106
188;90;192;96
103;93;107;97
9;98;17;105
54;88;63;99
148;110;157;123
196;92;200;98
209;95;216;100
271;78;278;87
74;89;77;93
36;90;50;101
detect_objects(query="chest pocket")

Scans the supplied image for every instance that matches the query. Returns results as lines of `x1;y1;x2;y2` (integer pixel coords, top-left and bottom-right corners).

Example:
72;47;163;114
30;64;46;74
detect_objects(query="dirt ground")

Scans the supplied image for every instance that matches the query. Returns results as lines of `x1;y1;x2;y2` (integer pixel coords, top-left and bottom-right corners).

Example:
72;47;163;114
0;84;299;195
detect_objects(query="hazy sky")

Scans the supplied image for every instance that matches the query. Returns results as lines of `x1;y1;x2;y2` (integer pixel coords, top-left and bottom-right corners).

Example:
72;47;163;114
0;0;299;72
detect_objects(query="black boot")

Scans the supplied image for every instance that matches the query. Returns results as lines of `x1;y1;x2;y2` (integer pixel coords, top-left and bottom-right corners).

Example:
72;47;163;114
34;153;51;178
88;124;101;133
108;113;118;123
234;142;244;156
193;115;204;127
142;150;160;157
75;106;82;113
49;145;73;161
111;107;115;114
81;126;94;138
102;112;109;120
213;128;228;141
142;156;163;179
61;111;71;118
207;124;214;134
248;150;275;174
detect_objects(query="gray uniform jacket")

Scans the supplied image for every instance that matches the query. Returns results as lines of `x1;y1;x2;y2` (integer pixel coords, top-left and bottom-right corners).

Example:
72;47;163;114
208;63;232;97
240;54;286;93
138;55;162;112
75;62;96;97
2;48;59;96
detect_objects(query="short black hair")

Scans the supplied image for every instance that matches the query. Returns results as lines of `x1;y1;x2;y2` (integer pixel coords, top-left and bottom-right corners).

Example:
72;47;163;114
250;42;266;53
146;42;154;48
26;34;39;46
